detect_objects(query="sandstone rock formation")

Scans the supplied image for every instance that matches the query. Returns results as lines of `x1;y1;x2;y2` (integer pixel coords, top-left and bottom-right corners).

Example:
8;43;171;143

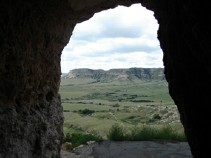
64;68;165;81
0;0;210;157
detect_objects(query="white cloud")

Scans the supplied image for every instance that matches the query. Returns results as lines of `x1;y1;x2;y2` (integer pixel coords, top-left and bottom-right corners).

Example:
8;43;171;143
61;4;163;73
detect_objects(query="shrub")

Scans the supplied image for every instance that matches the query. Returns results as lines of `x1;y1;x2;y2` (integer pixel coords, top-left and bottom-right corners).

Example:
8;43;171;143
118;98;123;102
64;133;103;148
127;126;156;141
155;125;186;141
113;103;120;107
107;123;125;141
152;114;161;120
64;132;72;142
107;124;186;141
63;110;70;112
130;99;153;103
79;109;95;115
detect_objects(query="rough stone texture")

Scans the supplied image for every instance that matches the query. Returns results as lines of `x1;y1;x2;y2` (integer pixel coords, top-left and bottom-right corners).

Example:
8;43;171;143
0;1;74;157
0;0;210;157
153;1;211;157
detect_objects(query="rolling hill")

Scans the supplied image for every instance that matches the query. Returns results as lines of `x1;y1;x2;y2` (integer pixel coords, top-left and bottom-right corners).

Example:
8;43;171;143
62;68;165;82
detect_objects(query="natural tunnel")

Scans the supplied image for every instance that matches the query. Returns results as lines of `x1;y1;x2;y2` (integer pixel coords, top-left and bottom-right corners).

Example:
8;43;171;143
0;0;210;158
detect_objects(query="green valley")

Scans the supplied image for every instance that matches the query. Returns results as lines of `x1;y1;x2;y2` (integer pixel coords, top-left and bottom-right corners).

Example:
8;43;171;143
59;68;184;140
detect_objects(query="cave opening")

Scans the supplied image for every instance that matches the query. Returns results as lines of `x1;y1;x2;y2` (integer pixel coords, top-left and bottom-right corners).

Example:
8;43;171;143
1;1;209;157
60;3;185;149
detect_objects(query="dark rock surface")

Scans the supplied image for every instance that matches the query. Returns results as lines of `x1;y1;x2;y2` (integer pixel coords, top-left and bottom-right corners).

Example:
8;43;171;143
92;141;192;158
0;0;211;157
60;141;192;158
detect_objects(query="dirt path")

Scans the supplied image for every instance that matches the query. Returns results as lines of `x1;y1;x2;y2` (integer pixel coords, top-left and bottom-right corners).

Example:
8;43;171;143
61;140;192;158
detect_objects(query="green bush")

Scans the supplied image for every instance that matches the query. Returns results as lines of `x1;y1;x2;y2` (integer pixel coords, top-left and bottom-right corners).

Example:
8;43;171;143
107;123;125;141
107;124;186;141
64;133;103;148
127;126;156;141
63;110;70;112
152;114;161;120
113;103;120;107
64;132;72;142
155;126;186;141
79;109;95;115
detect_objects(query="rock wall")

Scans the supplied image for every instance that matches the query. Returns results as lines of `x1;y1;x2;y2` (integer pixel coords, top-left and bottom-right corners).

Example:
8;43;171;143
0;0;210;157
0;1;74;157
153;1;211;157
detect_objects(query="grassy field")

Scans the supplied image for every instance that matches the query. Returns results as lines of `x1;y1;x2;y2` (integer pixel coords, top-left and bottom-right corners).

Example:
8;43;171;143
59;78;184;140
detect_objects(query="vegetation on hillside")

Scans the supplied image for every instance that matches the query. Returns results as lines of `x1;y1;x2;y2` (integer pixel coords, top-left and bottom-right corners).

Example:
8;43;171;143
59;74;185;149
107;123;186;141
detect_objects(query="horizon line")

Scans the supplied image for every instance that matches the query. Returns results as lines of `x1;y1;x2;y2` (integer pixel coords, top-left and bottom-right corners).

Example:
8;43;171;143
62;66;164;73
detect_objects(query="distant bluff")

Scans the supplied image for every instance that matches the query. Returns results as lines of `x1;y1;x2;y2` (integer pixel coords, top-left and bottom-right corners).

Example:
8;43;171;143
63;68;165;81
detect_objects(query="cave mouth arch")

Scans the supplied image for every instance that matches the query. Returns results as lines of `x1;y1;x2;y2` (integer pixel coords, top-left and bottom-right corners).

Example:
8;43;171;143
60;3;184;144
1;1;209;157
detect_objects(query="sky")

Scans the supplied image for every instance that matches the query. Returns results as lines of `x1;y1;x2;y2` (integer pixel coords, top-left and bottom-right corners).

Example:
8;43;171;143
61;4;163;73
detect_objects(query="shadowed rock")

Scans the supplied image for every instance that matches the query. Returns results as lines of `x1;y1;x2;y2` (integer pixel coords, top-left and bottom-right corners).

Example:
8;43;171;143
0;0;211;157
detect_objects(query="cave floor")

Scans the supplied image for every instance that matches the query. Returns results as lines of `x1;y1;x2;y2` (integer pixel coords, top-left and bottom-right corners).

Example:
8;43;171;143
61;140;192;158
